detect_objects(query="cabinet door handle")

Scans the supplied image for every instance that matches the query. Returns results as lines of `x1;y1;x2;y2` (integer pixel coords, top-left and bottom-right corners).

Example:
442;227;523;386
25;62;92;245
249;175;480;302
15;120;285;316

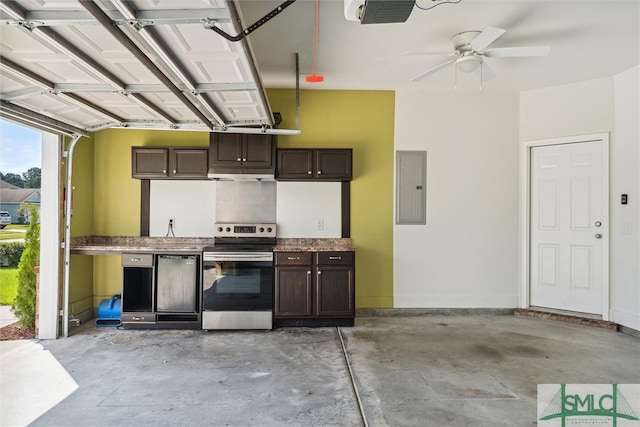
307;170;312;175
130;258;142;262
243;158;247;162
307;271;311;275
317;170;322;175
162;170;166;174
287;256;300;260
237;158;241;162
329;256;342;260
317;271;322;275
172;170;176;174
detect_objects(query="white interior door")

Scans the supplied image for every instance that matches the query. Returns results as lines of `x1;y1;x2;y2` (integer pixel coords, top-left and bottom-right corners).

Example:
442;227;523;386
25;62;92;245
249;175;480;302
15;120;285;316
529;140;607;315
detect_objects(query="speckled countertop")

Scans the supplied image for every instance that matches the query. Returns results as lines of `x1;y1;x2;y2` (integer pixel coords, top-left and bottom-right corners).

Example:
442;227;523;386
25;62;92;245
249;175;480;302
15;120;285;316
273;238;355;252
70;236;215;255
70;236;354;254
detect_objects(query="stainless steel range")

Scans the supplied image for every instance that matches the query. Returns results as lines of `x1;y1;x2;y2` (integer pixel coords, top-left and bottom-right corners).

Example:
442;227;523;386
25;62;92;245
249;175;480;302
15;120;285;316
202;223;276;330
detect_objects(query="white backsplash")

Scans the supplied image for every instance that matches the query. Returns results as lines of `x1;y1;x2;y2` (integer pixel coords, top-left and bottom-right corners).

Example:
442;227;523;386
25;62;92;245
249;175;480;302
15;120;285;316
149;181;216;237
276;182;342;238
148;180;342;238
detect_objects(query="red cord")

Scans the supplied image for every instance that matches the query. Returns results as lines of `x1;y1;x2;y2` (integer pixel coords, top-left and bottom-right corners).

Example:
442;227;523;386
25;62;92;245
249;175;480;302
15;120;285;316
313;0;319;75
307;0;323;82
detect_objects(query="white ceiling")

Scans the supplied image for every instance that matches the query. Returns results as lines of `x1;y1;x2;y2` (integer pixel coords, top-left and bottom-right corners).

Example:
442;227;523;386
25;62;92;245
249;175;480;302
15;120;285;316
1;1;638;136
239;0;640;92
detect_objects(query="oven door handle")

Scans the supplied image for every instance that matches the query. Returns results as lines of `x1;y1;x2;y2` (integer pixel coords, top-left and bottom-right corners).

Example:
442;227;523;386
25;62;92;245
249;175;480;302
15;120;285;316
204;253;273;262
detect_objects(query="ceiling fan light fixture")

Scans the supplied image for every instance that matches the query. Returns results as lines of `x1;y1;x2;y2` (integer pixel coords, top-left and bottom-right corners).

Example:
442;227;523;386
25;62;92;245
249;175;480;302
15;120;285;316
456;55;482;73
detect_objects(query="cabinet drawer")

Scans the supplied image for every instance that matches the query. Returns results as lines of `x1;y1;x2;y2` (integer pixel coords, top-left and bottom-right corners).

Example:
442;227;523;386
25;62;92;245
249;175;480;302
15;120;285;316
316;252;354;266
275;252;312;266
122;253;154;267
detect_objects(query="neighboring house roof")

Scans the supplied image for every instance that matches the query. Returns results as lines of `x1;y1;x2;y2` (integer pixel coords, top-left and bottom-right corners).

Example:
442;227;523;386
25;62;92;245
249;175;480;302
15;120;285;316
0;188;41;204
0;180;20;189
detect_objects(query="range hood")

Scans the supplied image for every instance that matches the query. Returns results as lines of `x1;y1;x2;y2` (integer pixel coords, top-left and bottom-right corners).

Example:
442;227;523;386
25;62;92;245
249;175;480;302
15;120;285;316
207;171;275;181
207;163;276;181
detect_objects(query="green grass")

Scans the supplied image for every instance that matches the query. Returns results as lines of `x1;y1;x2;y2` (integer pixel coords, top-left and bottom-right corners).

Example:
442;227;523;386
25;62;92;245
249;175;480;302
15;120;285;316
0;224;27;241
0;268;19;305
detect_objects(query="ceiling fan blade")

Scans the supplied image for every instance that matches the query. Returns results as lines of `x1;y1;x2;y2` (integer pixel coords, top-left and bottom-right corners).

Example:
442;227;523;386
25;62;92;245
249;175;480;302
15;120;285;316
412;59;456;81
484;46;551;57
470;27;506;51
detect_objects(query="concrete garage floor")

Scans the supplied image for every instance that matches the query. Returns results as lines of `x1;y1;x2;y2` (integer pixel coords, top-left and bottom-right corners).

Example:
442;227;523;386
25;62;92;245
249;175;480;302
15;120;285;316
19;315;640;427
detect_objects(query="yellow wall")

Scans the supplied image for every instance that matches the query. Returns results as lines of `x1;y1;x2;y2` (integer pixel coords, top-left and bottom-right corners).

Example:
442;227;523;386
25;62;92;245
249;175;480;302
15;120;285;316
92;128;209;236
268;89;395;308
71;90;395;309
68;135;96;314
90;129;209;305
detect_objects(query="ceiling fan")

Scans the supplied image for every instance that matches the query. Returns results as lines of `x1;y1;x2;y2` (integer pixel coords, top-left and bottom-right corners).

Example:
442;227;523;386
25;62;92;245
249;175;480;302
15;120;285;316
410;27;551;81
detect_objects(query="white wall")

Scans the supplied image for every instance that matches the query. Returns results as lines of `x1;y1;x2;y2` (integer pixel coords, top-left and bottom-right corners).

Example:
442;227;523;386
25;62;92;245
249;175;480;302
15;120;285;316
519;78;614;141
394;90;520;308
520;71;640;331
149;181;216;237
611;66;640;330
276;182;342;237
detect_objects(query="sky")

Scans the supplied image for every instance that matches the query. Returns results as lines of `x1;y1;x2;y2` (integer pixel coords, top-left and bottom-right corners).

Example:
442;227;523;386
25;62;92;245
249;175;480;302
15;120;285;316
0;119;42;175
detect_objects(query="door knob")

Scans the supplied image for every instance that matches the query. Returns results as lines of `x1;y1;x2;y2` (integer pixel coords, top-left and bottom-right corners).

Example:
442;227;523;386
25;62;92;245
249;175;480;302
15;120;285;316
595;233;602;239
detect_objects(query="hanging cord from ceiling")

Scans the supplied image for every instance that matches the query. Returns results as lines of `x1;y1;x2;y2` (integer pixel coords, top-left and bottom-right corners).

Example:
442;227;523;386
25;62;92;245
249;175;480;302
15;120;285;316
306;0;324;82
415;0;462;11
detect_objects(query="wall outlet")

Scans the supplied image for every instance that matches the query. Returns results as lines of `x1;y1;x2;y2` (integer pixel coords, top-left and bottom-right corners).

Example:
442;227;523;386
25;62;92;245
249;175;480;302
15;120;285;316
315;219;324;230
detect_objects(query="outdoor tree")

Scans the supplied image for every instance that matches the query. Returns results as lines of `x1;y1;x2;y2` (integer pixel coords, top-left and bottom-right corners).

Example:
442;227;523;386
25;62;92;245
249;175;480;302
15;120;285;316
12;203;40;329
22;167;41;188
0;172;24;187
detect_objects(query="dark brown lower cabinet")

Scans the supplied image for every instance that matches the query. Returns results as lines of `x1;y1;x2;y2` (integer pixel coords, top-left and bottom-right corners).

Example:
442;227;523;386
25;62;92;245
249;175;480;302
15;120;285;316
275;251;354;327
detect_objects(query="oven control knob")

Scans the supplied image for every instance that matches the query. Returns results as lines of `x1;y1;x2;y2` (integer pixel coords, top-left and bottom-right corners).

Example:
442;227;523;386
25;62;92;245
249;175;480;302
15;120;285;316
217;227;223;232
225;227;231;232
267;227;273;233
259;227;265;233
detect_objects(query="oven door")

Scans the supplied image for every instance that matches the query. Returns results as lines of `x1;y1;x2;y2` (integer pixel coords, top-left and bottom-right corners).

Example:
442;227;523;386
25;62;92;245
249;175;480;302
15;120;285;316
202;254;273;312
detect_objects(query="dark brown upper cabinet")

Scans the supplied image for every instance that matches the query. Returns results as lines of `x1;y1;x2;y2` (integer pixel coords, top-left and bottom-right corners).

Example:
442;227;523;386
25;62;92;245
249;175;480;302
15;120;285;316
277;148;352;181
209;133;275;171
132;147;208;179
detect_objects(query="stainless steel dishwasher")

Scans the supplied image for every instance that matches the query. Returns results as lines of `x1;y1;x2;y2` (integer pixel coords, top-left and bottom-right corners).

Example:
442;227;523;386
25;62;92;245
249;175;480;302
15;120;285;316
156;255;198;313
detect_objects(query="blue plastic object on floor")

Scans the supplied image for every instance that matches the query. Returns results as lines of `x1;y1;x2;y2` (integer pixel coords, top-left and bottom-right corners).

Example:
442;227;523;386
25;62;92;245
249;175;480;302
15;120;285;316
95;294;122;327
